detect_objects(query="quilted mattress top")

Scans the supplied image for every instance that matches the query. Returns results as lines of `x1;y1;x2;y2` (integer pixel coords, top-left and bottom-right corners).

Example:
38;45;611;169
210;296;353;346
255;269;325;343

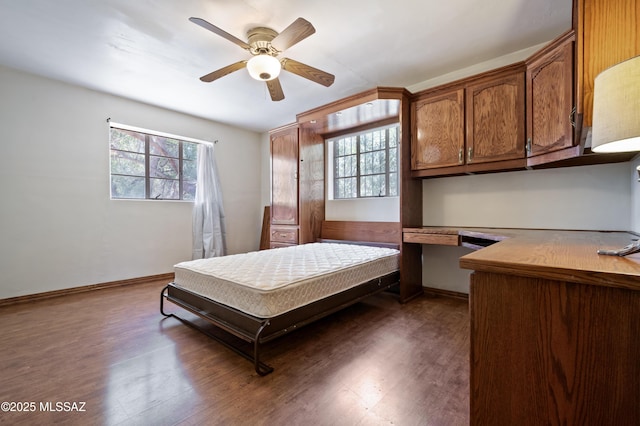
174;242;399;292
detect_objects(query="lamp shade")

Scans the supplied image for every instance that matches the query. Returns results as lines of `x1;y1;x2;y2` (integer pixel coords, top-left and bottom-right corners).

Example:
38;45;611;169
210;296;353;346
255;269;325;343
591;55;640;153
246;55;281;81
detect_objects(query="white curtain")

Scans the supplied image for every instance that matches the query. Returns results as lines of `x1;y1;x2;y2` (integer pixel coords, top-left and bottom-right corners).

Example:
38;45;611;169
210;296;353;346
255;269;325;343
192;143;226;259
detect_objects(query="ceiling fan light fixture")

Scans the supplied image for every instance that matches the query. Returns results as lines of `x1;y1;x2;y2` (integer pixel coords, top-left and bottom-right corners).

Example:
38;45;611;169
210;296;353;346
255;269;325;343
247;55;281;81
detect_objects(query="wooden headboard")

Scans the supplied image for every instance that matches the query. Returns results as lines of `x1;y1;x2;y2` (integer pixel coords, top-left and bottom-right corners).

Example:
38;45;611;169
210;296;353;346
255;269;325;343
319;221;402;246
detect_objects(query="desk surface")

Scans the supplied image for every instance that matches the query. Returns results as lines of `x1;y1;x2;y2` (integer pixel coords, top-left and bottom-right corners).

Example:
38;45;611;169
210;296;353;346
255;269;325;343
403;227;640;291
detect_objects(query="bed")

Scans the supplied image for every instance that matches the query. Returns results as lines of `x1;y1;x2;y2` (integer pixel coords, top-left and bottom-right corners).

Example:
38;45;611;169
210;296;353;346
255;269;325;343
160;220;402;375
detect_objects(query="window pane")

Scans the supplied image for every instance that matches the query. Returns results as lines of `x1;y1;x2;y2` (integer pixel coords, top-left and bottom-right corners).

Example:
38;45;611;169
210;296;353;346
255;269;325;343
111;175;145;199
389;127;397;147
361;175;372;197
150;156;179;179
183;181;196;201
183;142;198;160
389;172;398;196
109;126;200;201
336;177;357;199
183;159;197;181
349;155;357;176
373;130;381;150
110;129;145;153
110;150;145;176
150;178;179;199
348;137;357;154
389;147;397;172
330;124;398;199
374;151;385;173
361;152;378;175
150;136;179;158
348;177;357;198
374;174;385;196
336;156;344;178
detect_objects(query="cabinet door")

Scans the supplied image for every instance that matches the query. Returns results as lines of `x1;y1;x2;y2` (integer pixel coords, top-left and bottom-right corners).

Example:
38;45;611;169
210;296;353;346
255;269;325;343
527;37;574;156
411;89;465;170
270;126;299;226
466;72;525;164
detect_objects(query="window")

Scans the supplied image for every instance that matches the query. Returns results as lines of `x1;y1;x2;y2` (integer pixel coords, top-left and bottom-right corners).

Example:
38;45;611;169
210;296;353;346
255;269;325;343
109;125;198;200
329;124;399;199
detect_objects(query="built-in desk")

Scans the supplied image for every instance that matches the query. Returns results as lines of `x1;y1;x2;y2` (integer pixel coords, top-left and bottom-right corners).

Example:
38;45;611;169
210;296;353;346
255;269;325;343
404;227;640;425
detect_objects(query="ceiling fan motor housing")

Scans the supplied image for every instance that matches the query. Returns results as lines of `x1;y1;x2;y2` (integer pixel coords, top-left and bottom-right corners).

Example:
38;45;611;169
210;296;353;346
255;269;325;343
247;27;279;56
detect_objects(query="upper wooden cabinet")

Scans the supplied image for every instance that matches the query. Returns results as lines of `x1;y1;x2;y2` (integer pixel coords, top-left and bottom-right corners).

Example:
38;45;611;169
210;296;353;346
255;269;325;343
466;71;525;164
526;31;575;157
411;64;526;177
411;88;464;170
270;124;299;227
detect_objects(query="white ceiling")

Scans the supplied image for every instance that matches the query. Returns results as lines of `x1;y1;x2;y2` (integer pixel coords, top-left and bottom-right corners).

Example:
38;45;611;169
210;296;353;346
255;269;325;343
0;0;572;133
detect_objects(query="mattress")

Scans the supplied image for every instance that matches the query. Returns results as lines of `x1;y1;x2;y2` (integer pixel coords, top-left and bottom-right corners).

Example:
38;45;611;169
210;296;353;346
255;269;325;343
173;242;400;318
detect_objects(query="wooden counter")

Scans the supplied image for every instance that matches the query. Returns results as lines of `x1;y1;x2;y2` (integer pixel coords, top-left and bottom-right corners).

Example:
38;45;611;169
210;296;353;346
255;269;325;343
459;229;640;290
407;227;640;425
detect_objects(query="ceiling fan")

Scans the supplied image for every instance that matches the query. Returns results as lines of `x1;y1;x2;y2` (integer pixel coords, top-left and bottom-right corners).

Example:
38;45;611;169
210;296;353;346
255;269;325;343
190;16;335;101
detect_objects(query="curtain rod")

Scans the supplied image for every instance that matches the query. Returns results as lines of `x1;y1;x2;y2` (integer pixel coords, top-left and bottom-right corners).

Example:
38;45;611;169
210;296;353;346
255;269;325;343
106;118;217;145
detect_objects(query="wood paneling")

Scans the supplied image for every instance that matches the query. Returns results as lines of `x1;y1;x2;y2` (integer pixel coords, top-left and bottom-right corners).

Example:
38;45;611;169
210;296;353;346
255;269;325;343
320;220;401;244
270;125;299;226
470;271;640;425
298;124;325;244
259;206;270;250
578;0;640;127
399;89;424;302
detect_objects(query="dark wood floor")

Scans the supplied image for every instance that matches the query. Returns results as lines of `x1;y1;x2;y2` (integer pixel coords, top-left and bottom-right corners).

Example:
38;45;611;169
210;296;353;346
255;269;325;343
0;280;469;425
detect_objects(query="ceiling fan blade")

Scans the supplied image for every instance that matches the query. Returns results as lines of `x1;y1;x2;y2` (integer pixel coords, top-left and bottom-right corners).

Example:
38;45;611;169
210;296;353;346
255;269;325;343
266;78;285;101
271;18;315;52
281;58;335;87
189;17;251;50
200;61;247;82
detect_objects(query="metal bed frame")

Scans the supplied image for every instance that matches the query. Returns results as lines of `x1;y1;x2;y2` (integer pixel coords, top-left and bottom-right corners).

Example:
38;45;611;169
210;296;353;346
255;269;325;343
160;270;400;375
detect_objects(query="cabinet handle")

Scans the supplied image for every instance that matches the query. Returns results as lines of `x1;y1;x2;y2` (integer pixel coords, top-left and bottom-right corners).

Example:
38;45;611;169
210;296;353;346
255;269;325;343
468;147;473;162
526;138;532;154
458;148;463;164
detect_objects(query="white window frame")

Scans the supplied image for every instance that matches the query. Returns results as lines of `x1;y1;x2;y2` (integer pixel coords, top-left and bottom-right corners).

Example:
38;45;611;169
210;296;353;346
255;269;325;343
108;122;211;201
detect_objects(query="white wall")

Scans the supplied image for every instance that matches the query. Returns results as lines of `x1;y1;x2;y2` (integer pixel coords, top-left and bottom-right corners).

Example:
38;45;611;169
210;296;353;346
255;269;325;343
421;162;632;294
0;65;262;299
325;198;400;222
423;163;631;230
